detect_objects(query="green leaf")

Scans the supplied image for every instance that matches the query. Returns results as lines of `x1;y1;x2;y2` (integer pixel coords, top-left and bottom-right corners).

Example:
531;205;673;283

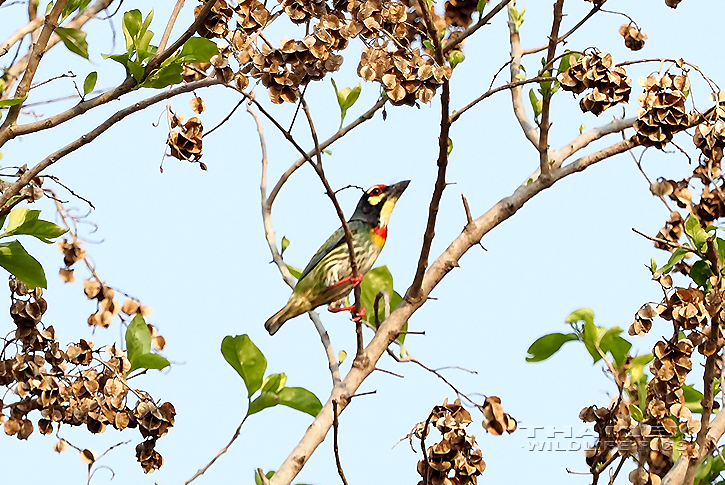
281;236;290;256
278;387;323;416
61;0;92;21
447;137;453;156
125;314;170;373
599;326;632;367
718;238;725;266
476;0;487;15
629;404;644;422
683;383;704;405
221;335;267;397
177;36;217;63
565;308;594;327
0;240;47;288
581;319;604;363
55;27;89;59
0;95;28;107
338;350;347;364
262;373;287;394
685;214;709;251
287;265;302;279
0;208;68;243
255;470;276;485
629;353;653;383
448;50;465;69
360;266;408;345
690;260;713;288
138;57;183;88
83;71;97;96
529;88;542;120
422;39;434;51
122;10;144;51
658;247;691;274
247;391;281;416
526;332;578;362
132;353;171;371
331;79;362;128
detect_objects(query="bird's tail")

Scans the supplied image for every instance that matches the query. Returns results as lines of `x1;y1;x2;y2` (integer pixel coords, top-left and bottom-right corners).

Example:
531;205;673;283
264;295;309;336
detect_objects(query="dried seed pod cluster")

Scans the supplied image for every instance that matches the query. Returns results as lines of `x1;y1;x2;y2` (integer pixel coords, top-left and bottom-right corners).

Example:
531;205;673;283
693;91;725;163
619;24;647;51
633;74;691;149
168;116;204;163
196;0;234;38
359;46;451;106
0;277;173;473
414;399;487;485
557;52;632;116
444;0;478;28
250;19;349;104
481;396;517;435
186;0;460;105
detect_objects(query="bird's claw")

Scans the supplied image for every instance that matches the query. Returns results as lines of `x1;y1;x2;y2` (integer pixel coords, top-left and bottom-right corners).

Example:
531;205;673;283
327;273;364;290
329;304;366;322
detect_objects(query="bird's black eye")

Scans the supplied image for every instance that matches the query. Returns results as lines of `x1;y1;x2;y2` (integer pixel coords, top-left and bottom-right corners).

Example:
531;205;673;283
370;187;382;196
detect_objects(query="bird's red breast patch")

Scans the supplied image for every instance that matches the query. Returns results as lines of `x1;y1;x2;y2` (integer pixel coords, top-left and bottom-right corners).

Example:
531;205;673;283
371;225;388;247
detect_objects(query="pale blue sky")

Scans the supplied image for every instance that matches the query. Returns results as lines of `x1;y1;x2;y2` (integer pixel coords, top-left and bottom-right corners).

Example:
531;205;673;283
1;1;723;484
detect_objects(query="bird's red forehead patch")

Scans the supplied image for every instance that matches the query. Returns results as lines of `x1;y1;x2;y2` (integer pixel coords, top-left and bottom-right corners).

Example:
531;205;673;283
368;184;387;193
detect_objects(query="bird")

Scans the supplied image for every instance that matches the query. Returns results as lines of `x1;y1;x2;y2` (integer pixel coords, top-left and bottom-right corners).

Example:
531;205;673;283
265;180;410;336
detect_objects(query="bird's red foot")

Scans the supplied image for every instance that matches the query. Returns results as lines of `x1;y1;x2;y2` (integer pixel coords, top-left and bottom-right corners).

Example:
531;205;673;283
329;305;366;322
327;273;364;290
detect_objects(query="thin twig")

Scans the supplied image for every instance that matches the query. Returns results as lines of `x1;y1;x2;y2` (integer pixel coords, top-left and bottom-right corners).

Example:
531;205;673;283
0;78;220;213
522;1;605;55
183;415;249;485
332;400;349;485
442;0;514;54
157;0;186;53
251;101;342;386
537;0;565;177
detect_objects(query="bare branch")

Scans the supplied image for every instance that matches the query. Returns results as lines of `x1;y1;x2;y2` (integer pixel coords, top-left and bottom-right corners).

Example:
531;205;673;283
183;415;250;485
0;78;220;214
332;400;349;485
537;0;565;177
450;75;555;124
157;0;186;53
442;0;514;54
267;97;386;208
0;16;43;58
522;1;605;56
0;0;68;130
507;1;539;148
253;101;342;386
1;0;214;146
2;0;113;100
409;0;451;299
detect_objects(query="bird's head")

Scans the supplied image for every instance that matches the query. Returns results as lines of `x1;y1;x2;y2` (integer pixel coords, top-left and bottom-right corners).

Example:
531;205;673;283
351;180;410;228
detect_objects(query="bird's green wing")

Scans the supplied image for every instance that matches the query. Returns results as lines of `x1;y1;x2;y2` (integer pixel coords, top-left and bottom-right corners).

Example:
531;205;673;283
298;225;346;282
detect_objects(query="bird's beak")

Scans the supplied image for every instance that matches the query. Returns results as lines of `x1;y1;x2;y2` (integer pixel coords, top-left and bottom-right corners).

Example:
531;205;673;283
387;180;410;200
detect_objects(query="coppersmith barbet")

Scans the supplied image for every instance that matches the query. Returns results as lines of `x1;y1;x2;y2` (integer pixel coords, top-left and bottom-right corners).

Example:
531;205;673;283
265;181;409;335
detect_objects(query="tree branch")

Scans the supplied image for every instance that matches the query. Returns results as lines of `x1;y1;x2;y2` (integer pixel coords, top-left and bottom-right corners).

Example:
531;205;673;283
2;0;113;101
442;0;514;54
267;97;386;208
0;78;220;213
507;1;539;148
253;101;342;386
536;0;565;177
450;76;555;124
1;0;215;146
0;16;44;58
521;1;605;56
409;0;451;299
0;0;68;130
